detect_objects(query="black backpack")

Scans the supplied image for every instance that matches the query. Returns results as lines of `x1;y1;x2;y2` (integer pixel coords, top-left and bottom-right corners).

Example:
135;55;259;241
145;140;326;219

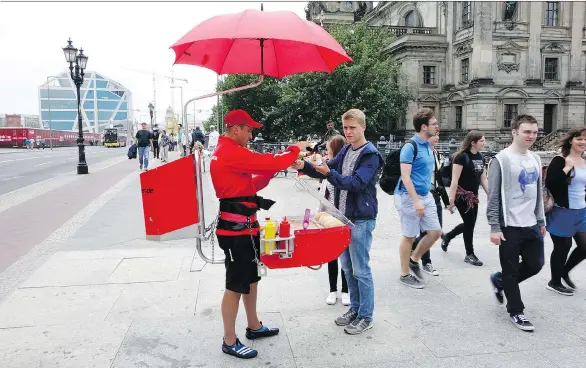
442;152;470;188
379;140;418;195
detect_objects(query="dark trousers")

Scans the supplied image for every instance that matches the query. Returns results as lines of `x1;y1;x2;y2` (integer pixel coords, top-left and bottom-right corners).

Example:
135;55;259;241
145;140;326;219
412;192;442;265
493;226;544;316
549;232;586;284
328;259;348;293
153;141;159;158
444;196;478;255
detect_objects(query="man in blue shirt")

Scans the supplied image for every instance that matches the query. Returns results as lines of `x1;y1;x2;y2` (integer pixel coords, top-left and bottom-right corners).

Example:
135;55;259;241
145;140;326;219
394;108;442;289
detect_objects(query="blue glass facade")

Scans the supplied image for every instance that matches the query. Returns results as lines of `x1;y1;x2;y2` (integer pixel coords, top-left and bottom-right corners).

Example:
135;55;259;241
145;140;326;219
38;71;133;133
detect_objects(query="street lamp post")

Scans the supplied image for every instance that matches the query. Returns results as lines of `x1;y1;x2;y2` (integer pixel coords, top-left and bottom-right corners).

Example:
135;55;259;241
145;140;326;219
171;86;184;131
148;103;154;130
62;38;89;175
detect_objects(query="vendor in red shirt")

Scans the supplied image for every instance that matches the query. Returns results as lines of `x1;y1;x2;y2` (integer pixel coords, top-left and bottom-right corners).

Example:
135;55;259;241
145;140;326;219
210;109;310;359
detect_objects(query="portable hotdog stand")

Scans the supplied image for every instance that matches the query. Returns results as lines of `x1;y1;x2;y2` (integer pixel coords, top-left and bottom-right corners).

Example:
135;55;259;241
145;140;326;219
140;149;352;271
140;7;354;271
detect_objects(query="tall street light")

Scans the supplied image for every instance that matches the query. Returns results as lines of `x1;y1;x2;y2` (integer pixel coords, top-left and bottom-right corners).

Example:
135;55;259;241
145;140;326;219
148;102;155;130
171;85;184;131
62;38;89;175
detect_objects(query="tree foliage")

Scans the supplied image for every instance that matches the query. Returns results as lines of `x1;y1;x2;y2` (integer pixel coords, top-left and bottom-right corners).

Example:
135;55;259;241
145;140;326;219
205;23;412;141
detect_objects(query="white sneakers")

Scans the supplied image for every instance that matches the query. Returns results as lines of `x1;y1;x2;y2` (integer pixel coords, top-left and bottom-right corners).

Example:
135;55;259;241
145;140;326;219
326;292;351;306
326;292;337;305
341;292;350;306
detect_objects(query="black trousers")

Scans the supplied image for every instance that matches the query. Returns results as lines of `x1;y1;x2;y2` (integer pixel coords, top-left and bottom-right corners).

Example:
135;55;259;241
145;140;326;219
152;141;159;158
444;196;478;255
549;232;586;284
328;259;347;293
412;192;442;265
494;226;544;316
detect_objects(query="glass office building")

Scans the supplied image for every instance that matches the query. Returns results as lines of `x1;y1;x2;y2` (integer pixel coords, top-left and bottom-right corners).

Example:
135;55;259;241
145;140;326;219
38;71;133;133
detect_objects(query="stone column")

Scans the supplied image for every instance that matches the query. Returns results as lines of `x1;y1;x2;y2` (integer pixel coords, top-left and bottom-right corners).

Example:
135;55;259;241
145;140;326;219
445;2;454;86
470;1;493;86
526;2;543;85
569;2;585;83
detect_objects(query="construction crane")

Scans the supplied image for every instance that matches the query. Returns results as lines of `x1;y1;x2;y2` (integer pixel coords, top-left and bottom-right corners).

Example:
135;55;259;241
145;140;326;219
121;67;189;122
164;70;188;112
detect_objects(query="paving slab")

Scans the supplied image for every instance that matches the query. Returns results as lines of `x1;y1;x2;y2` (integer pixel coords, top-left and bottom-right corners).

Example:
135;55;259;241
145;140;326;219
110;313;295;368
105;281;199;323
21;257;122;288
0;321;130;368
0;284;124;328
106;256;184;284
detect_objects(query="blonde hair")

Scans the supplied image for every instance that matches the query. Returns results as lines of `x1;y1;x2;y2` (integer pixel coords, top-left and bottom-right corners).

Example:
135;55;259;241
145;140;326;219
342;108;366;126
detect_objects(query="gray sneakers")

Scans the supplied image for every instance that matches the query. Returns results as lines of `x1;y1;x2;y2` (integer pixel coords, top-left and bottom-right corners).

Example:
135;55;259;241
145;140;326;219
344;318;373;335
409;260;425;281
335;309;358;326
422;262;439;276
400;274;424;289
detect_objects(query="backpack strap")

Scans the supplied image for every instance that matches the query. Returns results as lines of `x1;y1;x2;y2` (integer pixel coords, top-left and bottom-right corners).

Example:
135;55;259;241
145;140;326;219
409;140;418;164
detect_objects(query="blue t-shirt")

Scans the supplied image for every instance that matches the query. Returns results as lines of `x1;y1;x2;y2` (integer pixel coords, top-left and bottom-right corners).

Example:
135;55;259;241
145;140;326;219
395;135;434;196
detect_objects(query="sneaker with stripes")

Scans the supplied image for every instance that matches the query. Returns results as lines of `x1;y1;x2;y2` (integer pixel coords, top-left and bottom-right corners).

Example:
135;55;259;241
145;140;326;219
222;338;258;359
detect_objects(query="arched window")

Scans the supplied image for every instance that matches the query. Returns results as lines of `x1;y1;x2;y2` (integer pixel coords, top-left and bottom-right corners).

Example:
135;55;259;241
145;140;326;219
404;10;418;27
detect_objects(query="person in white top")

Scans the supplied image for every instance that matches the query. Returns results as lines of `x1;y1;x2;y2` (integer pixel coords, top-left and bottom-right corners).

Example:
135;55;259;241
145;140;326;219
208;125;220;151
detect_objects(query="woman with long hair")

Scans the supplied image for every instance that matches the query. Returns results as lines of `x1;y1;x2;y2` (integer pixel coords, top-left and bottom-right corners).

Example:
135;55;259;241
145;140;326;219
545;127;586;295
442;130;488;266
320;134;350;306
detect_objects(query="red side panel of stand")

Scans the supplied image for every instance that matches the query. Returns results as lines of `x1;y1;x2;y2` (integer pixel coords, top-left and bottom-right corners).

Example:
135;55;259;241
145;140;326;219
261;226;351;269
140;155;199;236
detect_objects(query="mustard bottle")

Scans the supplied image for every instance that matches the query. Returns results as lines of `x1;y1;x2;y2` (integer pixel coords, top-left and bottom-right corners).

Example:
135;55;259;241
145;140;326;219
264;218;277;255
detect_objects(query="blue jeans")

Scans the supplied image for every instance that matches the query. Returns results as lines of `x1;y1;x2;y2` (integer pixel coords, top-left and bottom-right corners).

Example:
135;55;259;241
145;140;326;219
138;146;149;169
340;219;376;321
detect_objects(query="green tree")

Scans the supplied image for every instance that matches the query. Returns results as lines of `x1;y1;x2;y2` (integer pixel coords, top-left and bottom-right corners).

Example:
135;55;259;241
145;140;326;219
274;23;411;139
205;22;412;141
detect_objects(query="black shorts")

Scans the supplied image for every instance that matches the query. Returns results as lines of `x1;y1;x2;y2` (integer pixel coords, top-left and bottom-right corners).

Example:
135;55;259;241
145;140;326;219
217;234;261;294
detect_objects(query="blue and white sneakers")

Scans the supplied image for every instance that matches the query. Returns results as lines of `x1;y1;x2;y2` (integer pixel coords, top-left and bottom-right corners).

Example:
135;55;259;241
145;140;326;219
222;338;258;359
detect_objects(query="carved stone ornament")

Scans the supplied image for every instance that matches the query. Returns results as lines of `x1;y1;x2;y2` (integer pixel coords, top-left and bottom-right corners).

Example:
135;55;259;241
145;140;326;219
541;42;565;53
454;42;472;56
503;20;517;30
497;52;520;74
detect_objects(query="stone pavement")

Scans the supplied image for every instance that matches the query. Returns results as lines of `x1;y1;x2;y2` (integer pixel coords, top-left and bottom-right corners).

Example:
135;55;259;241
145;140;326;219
0;154;585;368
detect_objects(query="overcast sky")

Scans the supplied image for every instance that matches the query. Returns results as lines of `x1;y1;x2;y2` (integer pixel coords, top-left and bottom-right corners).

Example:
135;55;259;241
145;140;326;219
0;1;307;122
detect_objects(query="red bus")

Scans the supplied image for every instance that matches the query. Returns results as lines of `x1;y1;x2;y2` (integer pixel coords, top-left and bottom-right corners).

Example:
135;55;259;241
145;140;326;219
0;128;101;148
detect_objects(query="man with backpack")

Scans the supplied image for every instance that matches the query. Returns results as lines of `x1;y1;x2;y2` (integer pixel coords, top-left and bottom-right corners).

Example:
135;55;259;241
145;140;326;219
392;108;441;289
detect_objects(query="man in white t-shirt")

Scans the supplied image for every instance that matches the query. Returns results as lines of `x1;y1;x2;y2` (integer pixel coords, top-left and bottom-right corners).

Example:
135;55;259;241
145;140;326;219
208;125;219;151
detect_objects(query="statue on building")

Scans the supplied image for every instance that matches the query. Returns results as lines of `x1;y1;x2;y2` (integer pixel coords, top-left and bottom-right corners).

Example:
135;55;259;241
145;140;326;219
503;1;518;21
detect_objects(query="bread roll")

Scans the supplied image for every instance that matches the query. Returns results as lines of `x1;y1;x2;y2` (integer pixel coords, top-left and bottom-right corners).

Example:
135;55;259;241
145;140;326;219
316;212;344;228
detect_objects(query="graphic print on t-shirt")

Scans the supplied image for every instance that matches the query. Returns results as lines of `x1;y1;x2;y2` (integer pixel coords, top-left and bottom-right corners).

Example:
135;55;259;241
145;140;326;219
518;160;539;194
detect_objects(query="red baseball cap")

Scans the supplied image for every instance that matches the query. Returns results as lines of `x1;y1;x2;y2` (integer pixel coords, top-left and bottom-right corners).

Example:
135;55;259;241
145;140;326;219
224;109;263;128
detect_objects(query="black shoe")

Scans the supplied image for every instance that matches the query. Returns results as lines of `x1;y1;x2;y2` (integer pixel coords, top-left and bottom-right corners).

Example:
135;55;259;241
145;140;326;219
546;281;573;296
562;275;576;291
441;233;449;252
510;314;535;332
490;273;504;304
245;322;279;340
464;254;483;266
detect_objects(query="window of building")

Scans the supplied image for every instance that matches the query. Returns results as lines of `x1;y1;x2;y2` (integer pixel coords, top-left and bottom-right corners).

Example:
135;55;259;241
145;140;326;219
544;2;559;26
455;106;463;129
343;1;353;11
423;106;436;114
422;66;436;85
405;11;417;27
503;104;518;128
462;2;473;28
461;58;469;82
544;58;559;81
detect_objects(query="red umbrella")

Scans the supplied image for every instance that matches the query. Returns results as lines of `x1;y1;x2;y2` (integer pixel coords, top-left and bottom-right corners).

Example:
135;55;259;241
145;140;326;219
170;9;352;78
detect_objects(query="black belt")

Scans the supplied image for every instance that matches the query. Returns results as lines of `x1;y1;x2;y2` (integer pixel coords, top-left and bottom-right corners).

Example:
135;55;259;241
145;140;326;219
217;195;275;231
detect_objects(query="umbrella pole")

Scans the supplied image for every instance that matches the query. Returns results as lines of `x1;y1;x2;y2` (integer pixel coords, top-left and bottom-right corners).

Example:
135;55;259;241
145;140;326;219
187;38;266;264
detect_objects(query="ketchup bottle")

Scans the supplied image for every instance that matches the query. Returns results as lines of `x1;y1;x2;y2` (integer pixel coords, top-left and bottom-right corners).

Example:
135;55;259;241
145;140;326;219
279;217;291;238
